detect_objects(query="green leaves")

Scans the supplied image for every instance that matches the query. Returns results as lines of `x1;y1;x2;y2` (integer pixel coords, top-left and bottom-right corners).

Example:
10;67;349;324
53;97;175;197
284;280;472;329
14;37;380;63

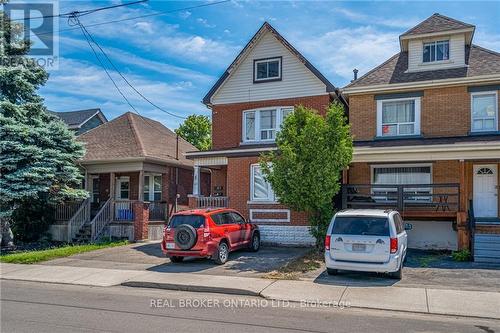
260;103;353;247
175;114;211;151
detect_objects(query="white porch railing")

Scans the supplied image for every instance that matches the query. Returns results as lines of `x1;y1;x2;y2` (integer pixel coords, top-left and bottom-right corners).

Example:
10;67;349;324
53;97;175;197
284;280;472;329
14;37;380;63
91;198;112;242
114;200;134;221
67;198;90;242
196;196;229;208
54;200;83;222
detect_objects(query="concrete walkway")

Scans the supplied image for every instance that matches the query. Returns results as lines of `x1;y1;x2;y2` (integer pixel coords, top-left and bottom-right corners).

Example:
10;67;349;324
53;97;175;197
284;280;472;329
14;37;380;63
1;262;499;320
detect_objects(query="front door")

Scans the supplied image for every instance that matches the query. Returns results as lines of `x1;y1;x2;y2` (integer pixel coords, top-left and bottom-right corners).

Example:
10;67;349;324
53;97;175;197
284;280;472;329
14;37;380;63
474;165;498;217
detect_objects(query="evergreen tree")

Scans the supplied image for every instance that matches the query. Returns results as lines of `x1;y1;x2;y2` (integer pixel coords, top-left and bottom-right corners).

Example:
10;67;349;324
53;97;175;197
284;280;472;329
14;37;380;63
0;11;87;246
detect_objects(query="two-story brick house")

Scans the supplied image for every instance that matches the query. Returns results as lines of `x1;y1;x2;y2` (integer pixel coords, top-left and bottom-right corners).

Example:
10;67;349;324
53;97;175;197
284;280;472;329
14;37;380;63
342;14;500;260
186;22;346;245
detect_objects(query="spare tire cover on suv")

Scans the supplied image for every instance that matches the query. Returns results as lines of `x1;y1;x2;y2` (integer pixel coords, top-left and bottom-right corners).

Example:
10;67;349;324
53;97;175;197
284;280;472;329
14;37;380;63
174;224;197;250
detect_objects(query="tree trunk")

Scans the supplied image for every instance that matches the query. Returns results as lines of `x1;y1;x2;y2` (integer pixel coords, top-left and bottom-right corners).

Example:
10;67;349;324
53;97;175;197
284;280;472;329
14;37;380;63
1;218;15;248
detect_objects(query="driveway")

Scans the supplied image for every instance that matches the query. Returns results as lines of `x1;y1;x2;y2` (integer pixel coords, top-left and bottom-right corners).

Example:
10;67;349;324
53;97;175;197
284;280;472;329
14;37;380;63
41;242;309;278
307;250;500;292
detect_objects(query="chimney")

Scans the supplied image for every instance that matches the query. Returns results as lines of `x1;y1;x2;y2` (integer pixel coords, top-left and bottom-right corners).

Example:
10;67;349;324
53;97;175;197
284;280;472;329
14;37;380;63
352;68;359;81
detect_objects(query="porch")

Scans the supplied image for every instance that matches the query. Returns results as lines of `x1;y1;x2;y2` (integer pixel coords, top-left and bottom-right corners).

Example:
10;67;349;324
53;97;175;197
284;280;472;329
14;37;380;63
187;156;229;209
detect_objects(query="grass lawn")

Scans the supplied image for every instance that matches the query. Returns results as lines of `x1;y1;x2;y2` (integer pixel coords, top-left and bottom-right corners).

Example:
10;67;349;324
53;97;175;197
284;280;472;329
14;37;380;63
262;250;324;280
0;240;129;264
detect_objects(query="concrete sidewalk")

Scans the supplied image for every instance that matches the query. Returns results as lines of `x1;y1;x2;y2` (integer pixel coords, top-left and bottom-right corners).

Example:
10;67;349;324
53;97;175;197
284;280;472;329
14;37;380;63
2;263;499;320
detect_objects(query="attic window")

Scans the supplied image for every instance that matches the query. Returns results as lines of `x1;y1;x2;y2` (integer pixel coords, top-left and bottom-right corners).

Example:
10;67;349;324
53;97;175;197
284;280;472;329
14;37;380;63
423;40;449;63
254;57;282;82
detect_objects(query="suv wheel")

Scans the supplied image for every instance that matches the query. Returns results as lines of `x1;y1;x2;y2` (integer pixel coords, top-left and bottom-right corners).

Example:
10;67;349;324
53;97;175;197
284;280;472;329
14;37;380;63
170;256;184;263
249;233;260;252
214;241;229;265
327;268;338;275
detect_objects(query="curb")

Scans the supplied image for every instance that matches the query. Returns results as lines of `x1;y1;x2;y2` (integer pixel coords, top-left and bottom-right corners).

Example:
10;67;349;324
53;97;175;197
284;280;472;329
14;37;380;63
121;281;263;297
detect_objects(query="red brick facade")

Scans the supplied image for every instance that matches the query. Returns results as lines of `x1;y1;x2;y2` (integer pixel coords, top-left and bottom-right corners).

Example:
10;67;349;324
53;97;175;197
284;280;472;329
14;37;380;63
212;95;331;149
133;201;149;241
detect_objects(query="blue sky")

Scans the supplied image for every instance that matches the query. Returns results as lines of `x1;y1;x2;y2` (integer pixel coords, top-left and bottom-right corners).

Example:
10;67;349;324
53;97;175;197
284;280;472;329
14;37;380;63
37;0;500;129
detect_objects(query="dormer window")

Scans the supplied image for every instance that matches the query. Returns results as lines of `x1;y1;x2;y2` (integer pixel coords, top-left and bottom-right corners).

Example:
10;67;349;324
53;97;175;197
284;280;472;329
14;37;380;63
423;40;449;63
254;57;282;82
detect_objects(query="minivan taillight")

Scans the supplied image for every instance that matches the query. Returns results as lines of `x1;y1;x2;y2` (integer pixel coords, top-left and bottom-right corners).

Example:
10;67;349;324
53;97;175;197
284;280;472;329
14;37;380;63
390;238;398;254
325;235;331;250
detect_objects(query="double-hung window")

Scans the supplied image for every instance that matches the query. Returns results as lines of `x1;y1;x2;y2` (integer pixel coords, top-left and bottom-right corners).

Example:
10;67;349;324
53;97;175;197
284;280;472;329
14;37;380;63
423;40;449;63
377;98;421;137
254;57;281;82
250;164;275;202
471;92;498;132
243;107;293;142
143;174;162;201
372;165;432;203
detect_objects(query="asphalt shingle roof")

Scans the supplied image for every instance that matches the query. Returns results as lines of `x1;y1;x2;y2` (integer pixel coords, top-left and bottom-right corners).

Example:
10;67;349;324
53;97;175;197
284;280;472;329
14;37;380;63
50;108;103;127
345;45;500;88
400;13;475;37
78;112;197;168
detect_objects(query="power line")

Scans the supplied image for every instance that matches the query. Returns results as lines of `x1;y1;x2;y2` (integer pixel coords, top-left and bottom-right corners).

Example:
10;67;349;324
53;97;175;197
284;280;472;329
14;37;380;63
8;0;148;22
76;21;186;119
18;0;231;38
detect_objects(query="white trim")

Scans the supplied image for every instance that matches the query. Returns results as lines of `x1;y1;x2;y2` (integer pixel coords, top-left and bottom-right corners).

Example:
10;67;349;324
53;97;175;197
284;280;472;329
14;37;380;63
249;209;290;223
342;75;500;95
143;173;162;202
115;176;130;200
376;97;421;137
470;91;498;132
185;146;277;158
400;28;474;41
254;57;282;82
250;163;275;202
247;200;279;205
77;110;106;129
242;106;293;143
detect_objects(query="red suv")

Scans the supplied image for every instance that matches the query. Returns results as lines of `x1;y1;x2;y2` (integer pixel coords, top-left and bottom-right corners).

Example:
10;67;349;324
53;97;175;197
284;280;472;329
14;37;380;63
161;208;260;264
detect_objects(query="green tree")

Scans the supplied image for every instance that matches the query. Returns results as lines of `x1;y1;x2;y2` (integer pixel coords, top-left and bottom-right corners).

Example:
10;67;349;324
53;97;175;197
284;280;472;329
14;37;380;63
175;115;211;151
0;11;87;246
260;103;353;248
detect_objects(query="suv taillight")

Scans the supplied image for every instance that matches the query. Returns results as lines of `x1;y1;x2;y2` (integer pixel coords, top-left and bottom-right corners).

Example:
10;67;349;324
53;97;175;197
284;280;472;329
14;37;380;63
203;227;211;240
390;238;398;254
325;235;331;250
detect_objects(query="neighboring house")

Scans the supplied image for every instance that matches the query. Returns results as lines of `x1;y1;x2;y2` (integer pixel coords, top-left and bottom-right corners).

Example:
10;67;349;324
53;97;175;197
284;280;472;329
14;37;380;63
50;108;108;135
185;22;346;246
50;112;209;243
342;14;500;260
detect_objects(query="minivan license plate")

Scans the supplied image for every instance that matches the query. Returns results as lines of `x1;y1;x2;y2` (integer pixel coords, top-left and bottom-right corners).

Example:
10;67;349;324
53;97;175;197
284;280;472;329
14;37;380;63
166;243;175;249
352;243;366;252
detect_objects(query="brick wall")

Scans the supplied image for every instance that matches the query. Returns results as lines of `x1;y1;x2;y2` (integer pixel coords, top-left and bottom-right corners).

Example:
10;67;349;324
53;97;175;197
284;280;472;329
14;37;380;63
212;95;331;149
349;85;500;141
226;156;309;226
211;166;227;196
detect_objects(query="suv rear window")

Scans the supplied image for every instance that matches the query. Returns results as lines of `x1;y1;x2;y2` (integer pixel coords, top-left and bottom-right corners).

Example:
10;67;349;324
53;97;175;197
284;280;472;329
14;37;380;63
169;215;205;228
331;216;390;236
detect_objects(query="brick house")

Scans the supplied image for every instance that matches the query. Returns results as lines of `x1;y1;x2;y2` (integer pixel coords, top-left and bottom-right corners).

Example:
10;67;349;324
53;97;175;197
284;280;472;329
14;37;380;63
342;14;500;261
50;112;209;243
185;22;346;245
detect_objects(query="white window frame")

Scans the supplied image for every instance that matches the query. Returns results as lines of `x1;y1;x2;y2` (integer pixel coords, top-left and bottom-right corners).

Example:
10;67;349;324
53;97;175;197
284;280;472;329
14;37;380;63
422;40;450;63
470;91;498;133
370;163;432;203
144;173;162;202
242;106;293;143
115;176;130;200
376;97;421;137
254;57;282;82
250;164;276;202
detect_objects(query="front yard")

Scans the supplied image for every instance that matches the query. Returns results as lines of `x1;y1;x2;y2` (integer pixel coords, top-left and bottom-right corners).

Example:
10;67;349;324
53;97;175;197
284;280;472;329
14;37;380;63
0;240;129;264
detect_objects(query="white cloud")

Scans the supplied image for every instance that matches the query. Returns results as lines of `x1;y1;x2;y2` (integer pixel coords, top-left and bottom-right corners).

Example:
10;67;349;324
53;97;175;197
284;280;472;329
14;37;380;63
196;18;216;28
474;31;500;52
134;21;154;34
293;26;399;82
179;11;192;19
333;8;420;29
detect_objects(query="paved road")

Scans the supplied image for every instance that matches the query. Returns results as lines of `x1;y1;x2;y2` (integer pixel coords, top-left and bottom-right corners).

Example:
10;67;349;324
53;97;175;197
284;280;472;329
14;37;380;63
1;280;499;333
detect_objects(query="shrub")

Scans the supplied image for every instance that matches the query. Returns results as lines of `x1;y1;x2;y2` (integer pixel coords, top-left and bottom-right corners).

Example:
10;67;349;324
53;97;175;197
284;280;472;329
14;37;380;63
11;198;55;242
451;249;471;262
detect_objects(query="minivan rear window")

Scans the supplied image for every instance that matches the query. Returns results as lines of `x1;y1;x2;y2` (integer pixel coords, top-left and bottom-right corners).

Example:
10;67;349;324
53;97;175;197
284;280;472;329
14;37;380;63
331;216;390;236
169;215;205;229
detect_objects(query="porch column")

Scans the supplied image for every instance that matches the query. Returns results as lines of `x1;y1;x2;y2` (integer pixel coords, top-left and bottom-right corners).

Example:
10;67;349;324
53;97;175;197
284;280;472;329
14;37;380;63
138;170;144;202
192;166;200;196
110;172;115;220
133;201;149;242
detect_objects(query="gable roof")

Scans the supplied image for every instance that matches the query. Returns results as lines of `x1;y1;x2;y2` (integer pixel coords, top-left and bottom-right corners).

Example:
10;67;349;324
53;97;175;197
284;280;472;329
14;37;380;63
78;112;197;168
400;13;475;37
203;22;339;106
50;108;107;129
344;45;500;89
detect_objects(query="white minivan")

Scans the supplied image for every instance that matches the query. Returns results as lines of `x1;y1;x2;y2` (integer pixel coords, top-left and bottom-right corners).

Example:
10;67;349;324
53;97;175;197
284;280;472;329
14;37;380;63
324;209;410;279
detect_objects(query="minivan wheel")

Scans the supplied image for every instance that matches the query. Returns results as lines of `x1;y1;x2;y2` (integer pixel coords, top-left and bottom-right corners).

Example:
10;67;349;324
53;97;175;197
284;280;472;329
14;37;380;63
389;264;403;280
249;233;260;252
170;256;184;263
327;268;338;276
214;242;229;265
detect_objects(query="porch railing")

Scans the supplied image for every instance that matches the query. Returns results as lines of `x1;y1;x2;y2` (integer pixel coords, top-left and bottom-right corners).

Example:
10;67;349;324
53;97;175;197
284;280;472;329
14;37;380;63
149;201;168;221
91;198;112;241
113;200;134;221
67;198;91;242
54;200;83;222
195;196;229;208
341;184;460;214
